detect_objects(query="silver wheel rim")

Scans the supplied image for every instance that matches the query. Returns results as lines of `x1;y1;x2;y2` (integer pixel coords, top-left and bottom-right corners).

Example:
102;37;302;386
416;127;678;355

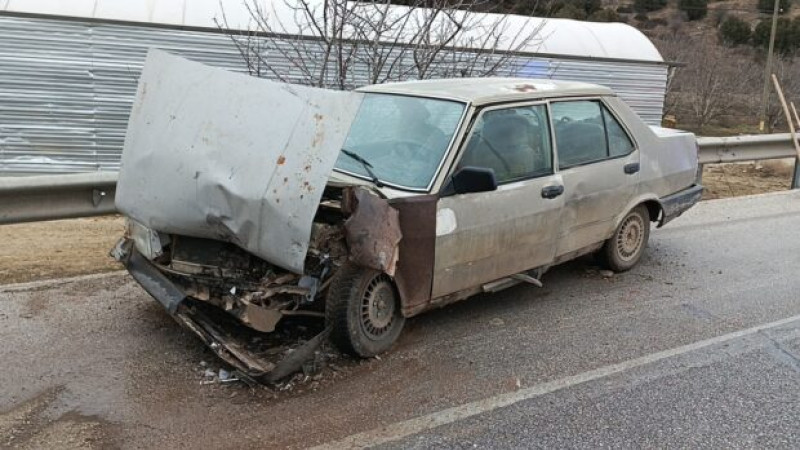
616;213;645;262
360;276;396;341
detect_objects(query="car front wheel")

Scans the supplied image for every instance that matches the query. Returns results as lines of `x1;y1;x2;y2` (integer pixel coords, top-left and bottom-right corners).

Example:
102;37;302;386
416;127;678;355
326;263;405;357
598;205;650;272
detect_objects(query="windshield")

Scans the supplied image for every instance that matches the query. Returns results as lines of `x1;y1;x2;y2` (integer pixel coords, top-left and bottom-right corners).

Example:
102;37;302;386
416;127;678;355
334;93;466;190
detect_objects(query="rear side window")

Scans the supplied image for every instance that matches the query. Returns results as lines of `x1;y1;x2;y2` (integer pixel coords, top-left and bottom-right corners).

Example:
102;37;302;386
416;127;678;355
551;100;635;169
603;107;634;157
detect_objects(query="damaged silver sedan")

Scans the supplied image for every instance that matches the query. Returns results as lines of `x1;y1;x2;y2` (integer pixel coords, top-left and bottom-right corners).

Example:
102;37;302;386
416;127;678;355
113;50;702;380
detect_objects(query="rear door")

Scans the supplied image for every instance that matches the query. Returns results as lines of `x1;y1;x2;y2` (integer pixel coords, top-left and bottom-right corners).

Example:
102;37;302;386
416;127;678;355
549;99;640;259
432;103;564;298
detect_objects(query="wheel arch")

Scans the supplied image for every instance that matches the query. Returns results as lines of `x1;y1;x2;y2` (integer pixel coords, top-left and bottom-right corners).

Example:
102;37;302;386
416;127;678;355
614;194;664;230
642;199;664;225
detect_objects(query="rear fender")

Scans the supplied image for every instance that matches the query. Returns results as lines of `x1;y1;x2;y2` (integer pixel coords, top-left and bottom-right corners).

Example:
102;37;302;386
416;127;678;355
613;194;664;231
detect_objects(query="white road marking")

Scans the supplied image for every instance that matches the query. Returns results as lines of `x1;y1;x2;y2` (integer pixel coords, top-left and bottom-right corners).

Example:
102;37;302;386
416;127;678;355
0;270;127;293
312;313;800;449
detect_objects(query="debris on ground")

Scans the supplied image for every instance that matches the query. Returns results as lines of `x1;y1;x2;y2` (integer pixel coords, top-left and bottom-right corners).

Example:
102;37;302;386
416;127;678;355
192;313;359;393
583;266;618;280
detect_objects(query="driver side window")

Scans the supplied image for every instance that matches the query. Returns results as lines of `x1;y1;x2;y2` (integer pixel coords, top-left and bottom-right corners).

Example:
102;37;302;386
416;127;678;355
457;105;553;184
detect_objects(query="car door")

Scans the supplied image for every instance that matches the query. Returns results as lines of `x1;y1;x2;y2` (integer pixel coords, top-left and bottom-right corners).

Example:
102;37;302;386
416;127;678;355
432;103;565;298
549;99;640;260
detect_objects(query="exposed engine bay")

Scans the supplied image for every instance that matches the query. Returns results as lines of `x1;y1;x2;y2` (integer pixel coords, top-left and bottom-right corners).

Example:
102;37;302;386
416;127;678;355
146;186;351;334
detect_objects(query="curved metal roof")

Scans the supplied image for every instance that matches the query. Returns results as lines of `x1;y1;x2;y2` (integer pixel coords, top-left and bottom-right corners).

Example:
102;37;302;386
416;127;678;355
1;0;664;63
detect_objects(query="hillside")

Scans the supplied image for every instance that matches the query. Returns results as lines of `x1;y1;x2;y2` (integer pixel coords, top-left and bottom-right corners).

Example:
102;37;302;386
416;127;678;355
487;0;800;133
641;0;800;134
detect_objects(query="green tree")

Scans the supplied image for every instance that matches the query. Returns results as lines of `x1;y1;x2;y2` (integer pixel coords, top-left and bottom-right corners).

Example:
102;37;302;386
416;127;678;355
757;0;792;14
634;0;668;12
795;17;800;44
509;0;551;15
582;0;603;15
679;0;708;20
718;16;752;46
754;17;798;55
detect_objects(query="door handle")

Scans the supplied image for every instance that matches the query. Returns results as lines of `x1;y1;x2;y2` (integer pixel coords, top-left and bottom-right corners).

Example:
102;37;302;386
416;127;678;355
624;162;640;174
541;185;564;199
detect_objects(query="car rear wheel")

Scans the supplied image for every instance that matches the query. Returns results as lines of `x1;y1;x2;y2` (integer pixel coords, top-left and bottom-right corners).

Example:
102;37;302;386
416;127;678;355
598;205;650;272
326;263;405;357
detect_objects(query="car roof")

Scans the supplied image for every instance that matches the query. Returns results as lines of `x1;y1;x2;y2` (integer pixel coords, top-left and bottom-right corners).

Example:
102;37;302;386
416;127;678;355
356;78;615;106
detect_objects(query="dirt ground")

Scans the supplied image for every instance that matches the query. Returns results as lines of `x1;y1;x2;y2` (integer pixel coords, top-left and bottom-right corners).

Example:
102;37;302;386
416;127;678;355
701;159;794;200
0;160;794;285
0;216;124;284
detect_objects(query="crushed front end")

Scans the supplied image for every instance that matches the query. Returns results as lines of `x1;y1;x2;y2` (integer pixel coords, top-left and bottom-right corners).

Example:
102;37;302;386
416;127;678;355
112;188;354;382
112;51;406;381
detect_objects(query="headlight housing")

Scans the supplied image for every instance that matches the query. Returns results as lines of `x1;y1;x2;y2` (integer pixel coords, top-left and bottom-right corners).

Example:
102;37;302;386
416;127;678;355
125;219;169;260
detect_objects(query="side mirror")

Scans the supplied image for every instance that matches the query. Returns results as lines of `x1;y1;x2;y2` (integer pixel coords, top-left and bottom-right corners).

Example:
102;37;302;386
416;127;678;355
450;166;498;194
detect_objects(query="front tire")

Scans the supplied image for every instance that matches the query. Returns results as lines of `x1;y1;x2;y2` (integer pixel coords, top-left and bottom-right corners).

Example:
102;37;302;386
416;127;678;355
326;264;405;357
598;205;650;272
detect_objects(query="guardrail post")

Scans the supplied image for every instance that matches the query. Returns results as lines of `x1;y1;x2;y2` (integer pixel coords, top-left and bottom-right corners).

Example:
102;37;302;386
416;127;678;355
793;158;800;189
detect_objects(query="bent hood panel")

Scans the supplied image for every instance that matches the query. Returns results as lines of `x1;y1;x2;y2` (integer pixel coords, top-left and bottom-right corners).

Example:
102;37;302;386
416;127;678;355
115;50;364;273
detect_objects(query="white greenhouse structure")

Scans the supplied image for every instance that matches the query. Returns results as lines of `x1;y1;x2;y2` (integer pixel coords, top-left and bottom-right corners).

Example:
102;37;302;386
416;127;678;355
0;0;671;174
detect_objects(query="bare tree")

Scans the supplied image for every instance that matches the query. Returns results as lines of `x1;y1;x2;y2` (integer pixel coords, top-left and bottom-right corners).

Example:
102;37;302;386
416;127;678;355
651;30;694;118
216;0;545;90
654;27;800;133
761;57;800;132
657;34;762;132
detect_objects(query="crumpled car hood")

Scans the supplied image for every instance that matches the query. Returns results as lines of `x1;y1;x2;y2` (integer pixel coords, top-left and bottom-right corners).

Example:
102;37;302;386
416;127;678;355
115;49;364;273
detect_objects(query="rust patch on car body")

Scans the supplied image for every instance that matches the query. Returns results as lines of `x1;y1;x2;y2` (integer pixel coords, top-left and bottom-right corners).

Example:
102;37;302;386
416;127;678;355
342;187;402;276
514;84;538;92
388;194;437;315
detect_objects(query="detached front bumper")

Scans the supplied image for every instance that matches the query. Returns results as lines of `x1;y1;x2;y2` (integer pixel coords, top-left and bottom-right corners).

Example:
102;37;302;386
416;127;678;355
112;239;329;383
659;184;704;227
116;240;185;314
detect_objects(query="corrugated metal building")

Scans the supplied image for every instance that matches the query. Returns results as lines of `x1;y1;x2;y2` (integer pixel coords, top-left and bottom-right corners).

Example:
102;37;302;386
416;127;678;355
0;0;670;175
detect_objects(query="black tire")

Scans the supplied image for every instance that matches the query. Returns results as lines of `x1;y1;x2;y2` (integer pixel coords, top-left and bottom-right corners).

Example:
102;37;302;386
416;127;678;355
598;205;650;272
325;263;405;357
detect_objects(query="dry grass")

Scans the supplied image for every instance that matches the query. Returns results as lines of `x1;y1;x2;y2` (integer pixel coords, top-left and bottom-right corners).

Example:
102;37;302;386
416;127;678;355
701;159;794;199
0;216;125;284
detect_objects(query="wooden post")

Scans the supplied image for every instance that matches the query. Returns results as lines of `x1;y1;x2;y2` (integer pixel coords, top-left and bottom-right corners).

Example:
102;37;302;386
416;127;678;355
793;100;800;188
772;75;800;188
760;0;782;132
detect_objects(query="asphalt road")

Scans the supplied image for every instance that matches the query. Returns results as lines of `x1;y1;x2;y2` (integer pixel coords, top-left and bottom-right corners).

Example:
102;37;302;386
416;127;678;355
1;190;799;449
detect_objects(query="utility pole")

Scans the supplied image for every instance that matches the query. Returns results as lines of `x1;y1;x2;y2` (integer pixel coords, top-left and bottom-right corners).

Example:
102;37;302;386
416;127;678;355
758;0;781;132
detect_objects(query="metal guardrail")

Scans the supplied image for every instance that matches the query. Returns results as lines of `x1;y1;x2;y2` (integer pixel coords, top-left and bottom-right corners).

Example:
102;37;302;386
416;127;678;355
0;172;117;224
0;133;798;225
697;133;799;164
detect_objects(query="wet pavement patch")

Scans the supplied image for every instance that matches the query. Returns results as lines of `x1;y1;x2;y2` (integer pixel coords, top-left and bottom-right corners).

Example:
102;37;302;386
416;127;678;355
0;387;116;449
